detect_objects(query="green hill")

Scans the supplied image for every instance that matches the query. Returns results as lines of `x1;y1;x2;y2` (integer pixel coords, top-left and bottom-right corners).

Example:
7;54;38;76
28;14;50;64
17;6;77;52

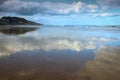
0;16;42;25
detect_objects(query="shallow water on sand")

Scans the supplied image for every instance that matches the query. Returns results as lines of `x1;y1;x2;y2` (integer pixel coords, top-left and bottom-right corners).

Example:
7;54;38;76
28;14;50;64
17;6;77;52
0;25;120;80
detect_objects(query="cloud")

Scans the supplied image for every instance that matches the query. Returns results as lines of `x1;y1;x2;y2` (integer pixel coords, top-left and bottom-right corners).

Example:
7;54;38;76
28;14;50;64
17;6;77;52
0;0;42;15
0;29;116;57
97;0;120;9
80;45;120;80
93;12;120;17
87;4;99;12
0;0;8;4
0;0;99;15
0;36;96;57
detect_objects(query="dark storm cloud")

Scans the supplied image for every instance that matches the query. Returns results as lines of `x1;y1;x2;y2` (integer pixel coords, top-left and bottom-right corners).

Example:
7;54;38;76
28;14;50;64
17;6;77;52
97;0;120;9
0;0;44;15
0;0;8;4
0;0;8;11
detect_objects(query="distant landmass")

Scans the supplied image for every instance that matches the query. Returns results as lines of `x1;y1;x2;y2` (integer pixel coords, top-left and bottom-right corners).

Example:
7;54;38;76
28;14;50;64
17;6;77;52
0;17;42;25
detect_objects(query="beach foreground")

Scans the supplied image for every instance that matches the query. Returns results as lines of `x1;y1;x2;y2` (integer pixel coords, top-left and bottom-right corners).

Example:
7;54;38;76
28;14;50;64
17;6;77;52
0;25;120;80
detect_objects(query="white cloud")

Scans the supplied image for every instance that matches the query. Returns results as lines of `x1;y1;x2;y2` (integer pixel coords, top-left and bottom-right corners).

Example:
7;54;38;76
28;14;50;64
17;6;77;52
87;4;99;12
87;4;99;9
93;12;120;17
61;2;98;14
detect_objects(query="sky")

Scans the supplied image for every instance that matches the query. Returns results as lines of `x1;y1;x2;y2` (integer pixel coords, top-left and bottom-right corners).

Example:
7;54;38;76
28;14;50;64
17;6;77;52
0;0;120;25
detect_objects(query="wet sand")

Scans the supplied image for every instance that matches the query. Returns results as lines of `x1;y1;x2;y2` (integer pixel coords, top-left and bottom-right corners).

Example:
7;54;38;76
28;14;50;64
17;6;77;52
0;26;120;80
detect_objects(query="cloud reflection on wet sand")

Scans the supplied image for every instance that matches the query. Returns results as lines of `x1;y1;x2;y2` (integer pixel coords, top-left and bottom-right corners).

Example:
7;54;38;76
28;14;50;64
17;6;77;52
0;48;95;80
79;46;120;80
0;34;115;57
0;45;119;80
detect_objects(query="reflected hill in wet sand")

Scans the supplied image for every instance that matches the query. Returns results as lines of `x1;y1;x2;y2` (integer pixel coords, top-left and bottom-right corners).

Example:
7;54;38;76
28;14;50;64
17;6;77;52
0;27;38;35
